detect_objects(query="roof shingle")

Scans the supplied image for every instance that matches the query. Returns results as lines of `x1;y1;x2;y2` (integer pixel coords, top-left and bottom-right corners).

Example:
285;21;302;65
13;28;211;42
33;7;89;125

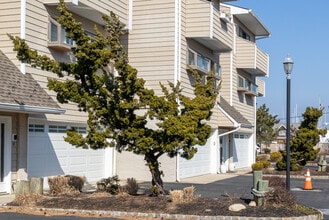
0;50;61;111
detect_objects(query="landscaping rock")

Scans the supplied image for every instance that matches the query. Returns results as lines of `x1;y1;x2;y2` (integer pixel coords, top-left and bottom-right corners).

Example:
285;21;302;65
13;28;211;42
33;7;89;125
228;203;246;211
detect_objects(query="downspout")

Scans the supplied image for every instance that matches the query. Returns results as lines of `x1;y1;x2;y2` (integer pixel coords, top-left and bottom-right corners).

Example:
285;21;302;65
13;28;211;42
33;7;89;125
128;0;133;30
175;0;182;182
20;0;26;74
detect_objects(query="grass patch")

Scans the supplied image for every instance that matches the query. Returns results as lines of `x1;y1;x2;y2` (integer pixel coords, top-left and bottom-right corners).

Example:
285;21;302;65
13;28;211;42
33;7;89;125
296;204;322;215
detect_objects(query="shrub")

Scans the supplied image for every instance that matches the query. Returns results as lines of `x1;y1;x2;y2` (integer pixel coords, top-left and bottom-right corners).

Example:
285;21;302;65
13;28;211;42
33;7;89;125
48;175;85;195
262;160;271;169
263;148;271;154
96;175;120;195
252;161;264;171
169;186;197;203
276;158;303;171
183;186;196;202
270;152;282;162
169;190;184;203
126;178;139;195
263;176;296;208
256;154;270;162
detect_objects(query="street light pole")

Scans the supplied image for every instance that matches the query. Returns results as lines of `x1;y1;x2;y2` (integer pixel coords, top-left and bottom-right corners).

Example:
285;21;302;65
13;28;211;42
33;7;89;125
283;55;294;191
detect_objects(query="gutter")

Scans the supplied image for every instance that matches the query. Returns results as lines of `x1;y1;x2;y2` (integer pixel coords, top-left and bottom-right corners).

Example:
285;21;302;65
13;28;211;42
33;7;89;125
0;103;65;114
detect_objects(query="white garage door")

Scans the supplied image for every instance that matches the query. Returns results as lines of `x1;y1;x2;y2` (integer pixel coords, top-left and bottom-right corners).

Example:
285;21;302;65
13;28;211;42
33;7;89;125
28;123;110;185
179;143;212;179
233;133;251;169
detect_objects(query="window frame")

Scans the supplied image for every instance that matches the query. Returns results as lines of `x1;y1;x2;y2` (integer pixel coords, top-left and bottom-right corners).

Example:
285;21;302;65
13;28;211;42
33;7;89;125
47;16;74;51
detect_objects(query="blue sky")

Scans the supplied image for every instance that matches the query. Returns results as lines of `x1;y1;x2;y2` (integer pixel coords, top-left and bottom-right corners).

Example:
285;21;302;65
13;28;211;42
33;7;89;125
228;0;329;125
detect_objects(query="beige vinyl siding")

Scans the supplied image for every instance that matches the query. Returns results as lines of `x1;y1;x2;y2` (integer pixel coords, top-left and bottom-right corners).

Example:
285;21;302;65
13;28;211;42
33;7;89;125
0;0;21;59
116;151;177;182
186;0;211;38
256;78;265;96
219;52;233;104
43;0;128;24
217;109;235;128
128;0;176;95
80;0;128;24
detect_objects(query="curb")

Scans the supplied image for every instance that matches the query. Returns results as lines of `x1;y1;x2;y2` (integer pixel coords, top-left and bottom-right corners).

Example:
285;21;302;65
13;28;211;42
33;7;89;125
0;205;323;220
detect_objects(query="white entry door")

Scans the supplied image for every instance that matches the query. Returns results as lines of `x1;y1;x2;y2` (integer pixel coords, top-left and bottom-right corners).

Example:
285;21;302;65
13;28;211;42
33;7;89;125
0;117;11;193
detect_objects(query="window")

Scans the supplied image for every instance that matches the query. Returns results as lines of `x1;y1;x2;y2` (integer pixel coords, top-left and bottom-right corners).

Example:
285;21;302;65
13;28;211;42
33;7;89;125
188;50;195;66
197;54;210;72
71;127;87;134
48;17;74;51
49;125;67;133
237;25;250;41
29;124;45;133
188;49;220;77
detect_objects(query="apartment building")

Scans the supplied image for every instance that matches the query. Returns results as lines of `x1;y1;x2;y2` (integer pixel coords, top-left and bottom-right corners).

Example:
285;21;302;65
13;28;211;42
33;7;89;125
0;0;269;193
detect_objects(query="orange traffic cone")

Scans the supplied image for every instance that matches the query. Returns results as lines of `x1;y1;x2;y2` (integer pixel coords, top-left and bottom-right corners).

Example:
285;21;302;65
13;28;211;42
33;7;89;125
303;168;313;190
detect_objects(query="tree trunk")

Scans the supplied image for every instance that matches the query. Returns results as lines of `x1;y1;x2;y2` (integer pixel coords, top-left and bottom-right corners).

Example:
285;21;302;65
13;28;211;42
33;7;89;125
145;153;164;196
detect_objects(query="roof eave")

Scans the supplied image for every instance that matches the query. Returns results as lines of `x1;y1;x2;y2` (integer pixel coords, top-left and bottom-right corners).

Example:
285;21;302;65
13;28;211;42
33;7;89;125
0;103;66;115
225;4;271;37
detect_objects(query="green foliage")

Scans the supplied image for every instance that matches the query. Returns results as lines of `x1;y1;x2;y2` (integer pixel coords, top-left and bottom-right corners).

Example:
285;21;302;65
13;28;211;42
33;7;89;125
278;107;326;171
9;0;218;196
270;152;282;162
251;162;264;171
263;148;271;154
256;104;279;146
253;154;271;170
96;175;120;195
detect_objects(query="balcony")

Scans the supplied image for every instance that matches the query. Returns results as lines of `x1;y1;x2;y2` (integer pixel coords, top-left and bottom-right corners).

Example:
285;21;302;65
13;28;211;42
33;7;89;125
43;0;127;26
237;76;258;96
236;37;269;76
256;78;265;97
186;0;232;52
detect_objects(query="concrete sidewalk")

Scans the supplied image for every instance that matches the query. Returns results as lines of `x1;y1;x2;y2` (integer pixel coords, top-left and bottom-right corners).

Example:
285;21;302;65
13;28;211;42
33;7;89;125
0;193;14;206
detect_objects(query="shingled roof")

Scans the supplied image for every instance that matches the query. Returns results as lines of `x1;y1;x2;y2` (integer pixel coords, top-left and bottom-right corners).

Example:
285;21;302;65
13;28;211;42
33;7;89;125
218;96;252;127
0;50;64;114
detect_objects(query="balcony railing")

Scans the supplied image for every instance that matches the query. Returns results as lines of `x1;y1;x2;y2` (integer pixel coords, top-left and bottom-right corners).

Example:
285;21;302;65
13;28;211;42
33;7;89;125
186;0;232;52
256;78;265;97
236;37;269;76
237;76;259;96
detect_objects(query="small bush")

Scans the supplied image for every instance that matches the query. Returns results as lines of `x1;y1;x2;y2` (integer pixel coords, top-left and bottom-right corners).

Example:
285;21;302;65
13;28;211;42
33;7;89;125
262;160;271;169
270;152;282;162
252;162;264;171
48;175;85;195
263;148;271;154
256;154;270;162
263;176;296;209
169;190;184;203
126;178;139;195
169;185;197;203
276;159;303;171
183;186;196;202
97;175;120;195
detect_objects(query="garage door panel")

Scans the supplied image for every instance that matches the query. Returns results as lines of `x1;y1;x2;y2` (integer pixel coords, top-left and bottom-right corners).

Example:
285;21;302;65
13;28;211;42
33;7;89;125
28;124;108;185
179;143;212;179
233;133;250;169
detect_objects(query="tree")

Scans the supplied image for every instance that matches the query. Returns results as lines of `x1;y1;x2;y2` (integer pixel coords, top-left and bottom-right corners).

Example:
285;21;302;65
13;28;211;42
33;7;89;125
277;107;326;171
8;0;218;195
256;104;279;148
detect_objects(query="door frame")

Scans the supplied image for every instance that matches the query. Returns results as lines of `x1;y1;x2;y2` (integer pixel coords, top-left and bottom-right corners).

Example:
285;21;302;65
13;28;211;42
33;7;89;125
0;116;12;193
